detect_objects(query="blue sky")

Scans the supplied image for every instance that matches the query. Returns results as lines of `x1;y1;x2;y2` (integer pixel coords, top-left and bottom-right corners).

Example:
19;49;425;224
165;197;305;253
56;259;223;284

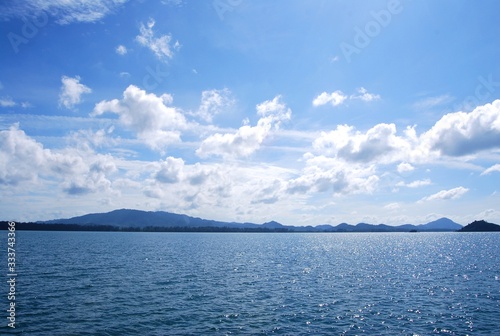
1;0;499;225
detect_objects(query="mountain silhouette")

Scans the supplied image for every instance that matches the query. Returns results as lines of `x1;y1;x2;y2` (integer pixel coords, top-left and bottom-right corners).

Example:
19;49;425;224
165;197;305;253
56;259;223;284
458;220;500;232
38;209;464;232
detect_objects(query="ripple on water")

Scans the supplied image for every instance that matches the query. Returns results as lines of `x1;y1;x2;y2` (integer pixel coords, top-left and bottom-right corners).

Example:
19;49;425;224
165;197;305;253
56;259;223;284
7;231;500;335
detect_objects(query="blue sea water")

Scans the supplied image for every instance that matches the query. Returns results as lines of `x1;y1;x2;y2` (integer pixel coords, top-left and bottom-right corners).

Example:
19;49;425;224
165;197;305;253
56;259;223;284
1;231;499;335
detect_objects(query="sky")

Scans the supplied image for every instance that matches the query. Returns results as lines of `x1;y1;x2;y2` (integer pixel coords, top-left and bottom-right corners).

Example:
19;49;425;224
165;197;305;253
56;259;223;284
1;0;499;226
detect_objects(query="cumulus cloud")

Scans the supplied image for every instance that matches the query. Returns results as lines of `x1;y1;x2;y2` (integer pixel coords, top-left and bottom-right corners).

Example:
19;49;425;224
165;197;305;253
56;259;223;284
397;162;414;173
0;97;16;107
1;97;31;108
313;123;409;163
61;155;117;195
384;202;400;210
116;45;127;55
154;156;185;184
196;95;291;158
251;179;283;204
0;124;48;186
420;186;469;202
421;99;500;156
143;158;235;211
286;155;379;196
194;88;234;123
309;100;500;166
0;124;116;195
287;99;499;203
136;18;180;60
313;88;380;107
396;179;431;188
350;87;380;102
312;91;347;107
59;75;92;110
92;85;186;150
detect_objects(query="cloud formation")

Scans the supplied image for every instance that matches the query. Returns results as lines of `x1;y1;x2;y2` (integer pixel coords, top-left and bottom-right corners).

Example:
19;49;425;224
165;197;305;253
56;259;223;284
116;45;127;55
421;100;500;156
0;0;129;24
312;91;347;107
136;18;180;60
92;85;186;151
313;123;409;163
194;88;234;123
0;124;116;195
481;164;500;176
420;186;469;202
396;179;432;188
0;97;16;107
350;87;381;102
196;95;291;158
59;76;92;110
313;87;380;107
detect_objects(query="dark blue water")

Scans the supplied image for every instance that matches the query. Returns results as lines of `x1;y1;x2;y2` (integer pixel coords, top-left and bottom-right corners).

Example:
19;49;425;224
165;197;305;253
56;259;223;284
1;231;499;335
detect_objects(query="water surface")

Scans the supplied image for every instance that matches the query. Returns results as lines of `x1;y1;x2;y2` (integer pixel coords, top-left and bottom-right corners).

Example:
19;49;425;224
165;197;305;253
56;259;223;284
2;231;499;335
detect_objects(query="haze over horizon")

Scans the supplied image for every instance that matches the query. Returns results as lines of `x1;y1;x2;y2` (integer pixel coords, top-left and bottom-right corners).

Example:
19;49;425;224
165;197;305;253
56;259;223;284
1;0;500;226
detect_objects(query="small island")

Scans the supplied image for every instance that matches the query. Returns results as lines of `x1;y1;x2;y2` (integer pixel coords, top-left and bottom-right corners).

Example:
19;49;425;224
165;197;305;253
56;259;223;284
458;220;500;232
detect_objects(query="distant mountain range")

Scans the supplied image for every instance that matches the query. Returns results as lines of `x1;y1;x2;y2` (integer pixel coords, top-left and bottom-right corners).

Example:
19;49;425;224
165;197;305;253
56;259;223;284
38;209;464;232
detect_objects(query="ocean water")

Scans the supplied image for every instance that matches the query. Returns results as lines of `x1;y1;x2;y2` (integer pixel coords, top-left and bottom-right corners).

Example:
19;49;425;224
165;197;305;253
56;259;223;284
1;231;499;335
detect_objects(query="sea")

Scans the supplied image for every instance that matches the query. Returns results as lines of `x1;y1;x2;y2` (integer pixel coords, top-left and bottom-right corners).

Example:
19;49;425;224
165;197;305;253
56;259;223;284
1;231;499;335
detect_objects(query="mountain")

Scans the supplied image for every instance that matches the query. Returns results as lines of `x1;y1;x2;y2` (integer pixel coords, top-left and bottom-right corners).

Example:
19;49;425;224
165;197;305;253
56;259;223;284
419;217;463;231
42;209;236;229
38;209;463;232
458;220;500;232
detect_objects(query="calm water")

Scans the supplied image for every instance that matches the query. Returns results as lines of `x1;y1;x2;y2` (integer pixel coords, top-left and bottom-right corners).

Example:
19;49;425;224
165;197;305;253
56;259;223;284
1;231;499;335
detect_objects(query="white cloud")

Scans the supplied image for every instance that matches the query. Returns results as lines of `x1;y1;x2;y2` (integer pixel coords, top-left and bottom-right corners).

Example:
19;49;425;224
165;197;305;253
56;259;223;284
20;102;32;108
136;18;179;60
59;75;92;110
313;123;409;163
0;97;16;107
0;97;32;108
413;94;454;110
397;162;414;173
154;156;185;184
194;88;234;123
91;85;186;151
396;178;431;188
251;179;283;204
286;155;379;196
196;96;291;158
0;124;48;186
481;164;500;176
0;0;129;24
309;99;500;167
420;186;469;202
61;155;117;195
350;87;380;102
116;45;127;55
384;202;400;210
421;99;500;156
313;88;380;107
0;124;116;195
67;128;116;151
312;91;347;107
